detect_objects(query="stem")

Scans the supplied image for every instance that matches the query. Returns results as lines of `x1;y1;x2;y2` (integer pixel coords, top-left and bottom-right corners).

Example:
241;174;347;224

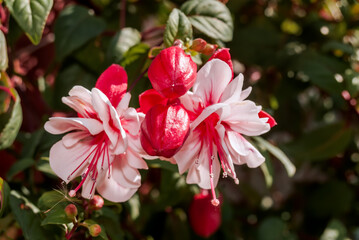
65;223;78;240
128;68;148;93
120;0;126;29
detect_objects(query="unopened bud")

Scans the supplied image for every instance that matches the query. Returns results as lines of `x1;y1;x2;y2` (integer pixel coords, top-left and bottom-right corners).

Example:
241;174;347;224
89;195;104;210
201;44;218;56
140;99;190;158
148;46;197;98
88;224;102;237
191;38;207;52
64;204;78;219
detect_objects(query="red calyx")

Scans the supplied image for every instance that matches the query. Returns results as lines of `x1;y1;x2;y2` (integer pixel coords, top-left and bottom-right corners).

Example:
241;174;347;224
209;48;234;79
258;110;277;128
148;46;197;99
189;190;222;238
138;89;168;114
95;64;128;107
140;99;190;158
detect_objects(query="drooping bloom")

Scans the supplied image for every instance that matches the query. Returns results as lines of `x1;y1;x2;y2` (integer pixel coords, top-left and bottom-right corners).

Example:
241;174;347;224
147;46;197;98
174;58;273;205
44;64;148;202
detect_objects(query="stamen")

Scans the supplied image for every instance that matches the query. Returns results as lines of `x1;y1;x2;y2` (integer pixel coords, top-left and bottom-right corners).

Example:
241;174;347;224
222;172;228;178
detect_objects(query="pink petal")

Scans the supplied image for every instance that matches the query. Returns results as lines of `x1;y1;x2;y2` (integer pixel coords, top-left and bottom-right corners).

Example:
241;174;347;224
49;140;91;183
81;176;97;199
139;89;167;114
68;86;92;103
209;48;234;79
122;108;141;136
258;110;277;128
111;155;141;188
193;59;232;105
191;103;227;130
95;64;128;108
44;117;103;135
241;138;265;168
126;147;148;169
116;92;131;114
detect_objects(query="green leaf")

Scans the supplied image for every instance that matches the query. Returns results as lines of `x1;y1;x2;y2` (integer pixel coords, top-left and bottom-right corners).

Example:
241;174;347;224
291;51;347;95
147;159;178;172
320;219;347;240
260;155;274;188
282;122;352;162
9;190;48;240
36;157;56;177
0;31;8;71
181;0;233;42
38;190;67;210
4;0;53;45
308;181;353;217
54;5;106;60
107;27;141;64
41;202;71;226
0;177;10;217
258;217;294;240
254;137;296;177
164;8;192;47
0;89;23;150
6;158;35;180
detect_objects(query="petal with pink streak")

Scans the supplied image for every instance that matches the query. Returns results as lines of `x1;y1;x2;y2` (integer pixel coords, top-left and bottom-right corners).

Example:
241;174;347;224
220;74;244;103
92;88;127;153
81;176;97;199
49;140;92;183
192;59;232;105
44;117;103;135
116;92;131;115
68;86;92;104
173;131;202;174
62;131;91;148
216;125;237;178
186;143;220;189
190;103;227;130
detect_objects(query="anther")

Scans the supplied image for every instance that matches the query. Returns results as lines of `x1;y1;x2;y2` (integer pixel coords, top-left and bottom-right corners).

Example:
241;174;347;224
222;172;228;178
211;198;220;206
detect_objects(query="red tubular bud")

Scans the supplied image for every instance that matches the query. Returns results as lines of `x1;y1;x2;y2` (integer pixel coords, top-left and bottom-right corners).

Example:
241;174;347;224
140;99;190;158
191;38;207;52
89;195;104;210
88;224;102;237
189;190;222;238
148;46;197;99
64;204;78;219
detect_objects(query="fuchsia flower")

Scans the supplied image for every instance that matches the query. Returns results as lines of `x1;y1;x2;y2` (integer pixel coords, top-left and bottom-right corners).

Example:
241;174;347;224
174;51;274;205
44;64;148;202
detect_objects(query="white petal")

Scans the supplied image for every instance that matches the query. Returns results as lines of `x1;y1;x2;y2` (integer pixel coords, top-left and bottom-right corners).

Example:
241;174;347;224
122;107;141;136
81;177;97;199
126;147;148;169
241;138;265;168
62;131;90;148
49;140;91;183
220;74;244;103
69;86;92;103
173;131;201;174
45;117;103;135
193;59;232;105
116;92;131;114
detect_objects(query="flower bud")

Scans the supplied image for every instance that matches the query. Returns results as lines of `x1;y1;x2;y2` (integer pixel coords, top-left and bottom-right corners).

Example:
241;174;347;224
201;44;218;56
64;204;78;220
191;38;207;52
88;224;102;237
140;99;190;158
148;46;197;98
258;110;277;128
88;195;104;210
189;190;221;238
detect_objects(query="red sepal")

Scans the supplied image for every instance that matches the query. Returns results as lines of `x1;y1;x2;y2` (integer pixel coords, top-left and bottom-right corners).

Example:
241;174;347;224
258;110;277;128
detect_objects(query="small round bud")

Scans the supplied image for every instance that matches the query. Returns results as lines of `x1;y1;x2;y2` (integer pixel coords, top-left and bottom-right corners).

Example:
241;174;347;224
64;204;78;219
89;224;102;237
201;44;218;56
89;195;104;210
191;38;207;52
